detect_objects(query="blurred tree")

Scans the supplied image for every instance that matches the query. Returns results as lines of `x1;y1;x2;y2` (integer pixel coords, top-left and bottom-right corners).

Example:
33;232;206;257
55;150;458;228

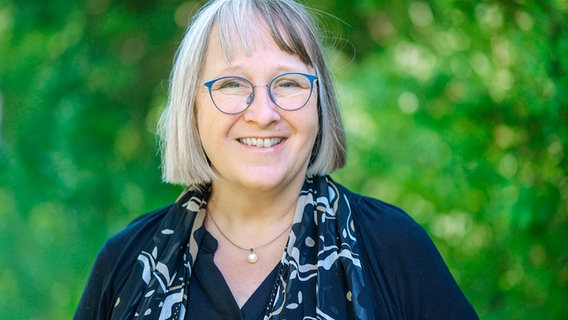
0;0;566;319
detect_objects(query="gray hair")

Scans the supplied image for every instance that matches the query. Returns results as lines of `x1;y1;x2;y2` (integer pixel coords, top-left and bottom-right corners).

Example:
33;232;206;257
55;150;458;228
158;0;346;189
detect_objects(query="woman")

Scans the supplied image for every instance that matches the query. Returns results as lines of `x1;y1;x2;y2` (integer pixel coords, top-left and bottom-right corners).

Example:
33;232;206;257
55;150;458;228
75;0;478;319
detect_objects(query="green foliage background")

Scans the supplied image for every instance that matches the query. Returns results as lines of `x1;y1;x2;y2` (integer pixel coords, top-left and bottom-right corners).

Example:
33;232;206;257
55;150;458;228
0;0;566;318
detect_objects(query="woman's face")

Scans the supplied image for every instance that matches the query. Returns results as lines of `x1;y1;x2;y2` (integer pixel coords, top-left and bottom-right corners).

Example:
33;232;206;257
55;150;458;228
196;26;319;194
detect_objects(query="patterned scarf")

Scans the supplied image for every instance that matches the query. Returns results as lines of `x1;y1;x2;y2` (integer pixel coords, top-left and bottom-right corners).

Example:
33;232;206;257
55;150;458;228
111;175;368;319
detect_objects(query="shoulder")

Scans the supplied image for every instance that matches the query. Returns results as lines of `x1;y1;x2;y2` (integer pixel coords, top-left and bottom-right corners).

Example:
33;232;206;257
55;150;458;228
94;204;176;276
105;204;177;282
74;204;176;318
336;182;427;249
102;204;175;261
336;181;439;269
334;181;478;319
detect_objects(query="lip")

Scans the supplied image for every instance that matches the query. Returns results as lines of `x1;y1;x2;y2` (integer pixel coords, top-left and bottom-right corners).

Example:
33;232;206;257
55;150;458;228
237;137;286;149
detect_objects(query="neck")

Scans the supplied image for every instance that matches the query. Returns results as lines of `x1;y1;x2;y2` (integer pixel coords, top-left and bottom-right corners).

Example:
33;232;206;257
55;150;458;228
210;187;296;224
206;182;305;237
204;177;302;258
208;176;305;222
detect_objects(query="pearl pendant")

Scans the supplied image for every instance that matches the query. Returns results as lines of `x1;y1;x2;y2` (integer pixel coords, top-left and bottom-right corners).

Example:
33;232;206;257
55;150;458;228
247;250;258;263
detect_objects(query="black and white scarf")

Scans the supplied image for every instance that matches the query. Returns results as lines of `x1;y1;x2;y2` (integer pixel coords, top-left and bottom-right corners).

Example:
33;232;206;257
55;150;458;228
112;175;368;319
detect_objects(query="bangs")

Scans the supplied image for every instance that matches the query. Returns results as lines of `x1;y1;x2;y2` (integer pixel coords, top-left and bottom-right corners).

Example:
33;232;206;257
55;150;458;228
213;0;314;66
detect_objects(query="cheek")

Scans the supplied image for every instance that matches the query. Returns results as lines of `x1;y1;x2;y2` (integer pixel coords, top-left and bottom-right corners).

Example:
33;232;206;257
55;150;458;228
194;95;205;132
194;102;218;160
195;96;217;137
291;106;319;157
308;100;320;138
196;110;215;146
195;100;236;154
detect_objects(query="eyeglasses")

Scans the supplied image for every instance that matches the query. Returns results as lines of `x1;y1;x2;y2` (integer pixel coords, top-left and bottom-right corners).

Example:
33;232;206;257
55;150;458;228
203;72;318;114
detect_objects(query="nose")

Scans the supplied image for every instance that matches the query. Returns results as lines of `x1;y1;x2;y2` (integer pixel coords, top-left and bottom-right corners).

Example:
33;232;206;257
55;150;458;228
242;84;281;126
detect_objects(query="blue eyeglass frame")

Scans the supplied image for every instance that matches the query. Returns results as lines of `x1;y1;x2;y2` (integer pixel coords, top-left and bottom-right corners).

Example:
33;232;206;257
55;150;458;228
202;72;318;114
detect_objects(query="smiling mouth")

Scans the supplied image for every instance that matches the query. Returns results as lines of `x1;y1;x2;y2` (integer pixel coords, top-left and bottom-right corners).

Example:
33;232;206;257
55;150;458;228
238;137;284;148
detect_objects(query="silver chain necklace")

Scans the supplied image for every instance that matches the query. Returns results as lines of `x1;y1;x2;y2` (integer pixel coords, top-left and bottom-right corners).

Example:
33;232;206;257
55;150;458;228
208;209;293;264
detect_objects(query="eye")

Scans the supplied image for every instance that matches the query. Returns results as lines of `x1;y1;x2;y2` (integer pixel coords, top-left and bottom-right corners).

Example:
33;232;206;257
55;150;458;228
272;74;312;91
276;79;300;88
211;77;252;95
216;78;248;90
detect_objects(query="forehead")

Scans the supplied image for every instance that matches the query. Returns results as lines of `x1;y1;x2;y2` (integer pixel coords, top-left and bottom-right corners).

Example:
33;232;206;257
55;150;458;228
202;23;311;79
210;18;271;62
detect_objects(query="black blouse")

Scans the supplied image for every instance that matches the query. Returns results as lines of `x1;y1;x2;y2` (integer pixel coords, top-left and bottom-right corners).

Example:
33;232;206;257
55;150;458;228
187;226;280;319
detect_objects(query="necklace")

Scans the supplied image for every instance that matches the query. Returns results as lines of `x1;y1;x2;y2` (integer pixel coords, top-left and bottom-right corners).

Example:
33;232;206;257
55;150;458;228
208;209;293;264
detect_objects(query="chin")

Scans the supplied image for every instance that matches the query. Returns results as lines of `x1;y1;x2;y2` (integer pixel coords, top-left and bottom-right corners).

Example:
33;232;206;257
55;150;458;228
240;171;301;193
242;177;286;192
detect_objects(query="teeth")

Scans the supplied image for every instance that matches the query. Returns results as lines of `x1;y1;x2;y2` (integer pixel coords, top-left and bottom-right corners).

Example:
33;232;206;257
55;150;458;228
239;137;284;148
